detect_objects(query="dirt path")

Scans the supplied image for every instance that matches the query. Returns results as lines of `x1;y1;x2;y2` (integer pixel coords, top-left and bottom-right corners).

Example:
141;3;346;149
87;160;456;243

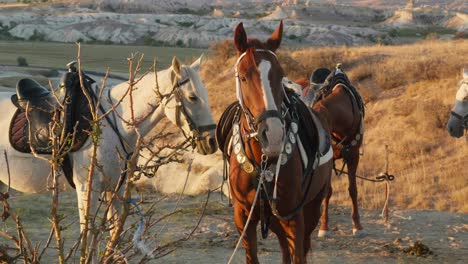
2;192;466;263
150;195;467;263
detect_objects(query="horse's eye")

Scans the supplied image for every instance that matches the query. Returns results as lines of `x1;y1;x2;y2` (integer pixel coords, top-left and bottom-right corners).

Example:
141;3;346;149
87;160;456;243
240;76;247;82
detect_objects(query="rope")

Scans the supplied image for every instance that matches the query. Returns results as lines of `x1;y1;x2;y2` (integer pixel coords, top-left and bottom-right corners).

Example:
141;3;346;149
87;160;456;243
227;174;264;264
129;197;154;258
380;180;390;223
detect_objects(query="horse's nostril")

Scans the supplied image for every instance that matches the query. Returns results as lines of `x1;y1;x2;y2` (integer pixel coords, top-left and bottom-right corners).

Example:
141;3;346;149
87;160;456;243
262;129;268;143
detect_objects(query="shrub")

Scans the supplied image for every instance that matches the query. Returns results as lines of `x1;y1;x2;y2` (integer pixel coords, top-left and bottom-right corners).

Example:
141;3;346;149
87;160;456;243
210;40;235;61
17;56;28;67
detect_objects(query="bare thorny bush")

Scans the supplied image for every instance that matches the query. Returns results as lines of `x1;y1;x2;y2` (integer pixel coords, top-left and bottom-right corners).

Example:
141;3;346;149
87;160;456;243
0;44;209;263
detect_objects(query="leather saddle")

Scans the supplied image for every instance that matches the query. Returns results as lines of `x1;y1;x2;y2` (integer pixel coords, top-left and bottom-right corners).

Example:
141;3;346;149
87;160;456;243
320;68;365;117
9;62;95;188
9;63;94;154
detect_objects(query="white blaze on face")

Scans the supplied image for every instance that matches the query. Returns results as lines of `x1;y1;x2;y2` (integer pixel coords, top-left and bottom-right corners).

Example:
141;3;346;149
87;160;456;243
258;60;277;111
257;59;284;156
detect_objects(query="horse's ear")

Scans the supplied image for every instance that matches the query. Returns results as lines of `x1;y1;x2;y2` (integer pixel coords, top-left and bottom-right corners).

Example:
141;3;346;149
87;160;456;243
172;56;181;76
190;54;204;71
234;22;248;54
266;20;283;52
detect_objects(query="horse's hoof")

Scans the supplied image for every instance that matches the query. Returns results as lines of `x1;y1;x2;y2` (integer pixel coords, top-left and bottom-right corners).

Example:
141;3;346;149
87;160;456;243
318;230;331;238
352;228;367;238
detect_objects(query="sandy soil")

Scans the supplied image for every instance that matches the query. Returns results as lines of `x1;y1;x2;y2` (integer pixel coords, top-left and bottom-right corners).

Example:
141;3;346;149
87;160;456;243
4;191;465;263
158;195;468;264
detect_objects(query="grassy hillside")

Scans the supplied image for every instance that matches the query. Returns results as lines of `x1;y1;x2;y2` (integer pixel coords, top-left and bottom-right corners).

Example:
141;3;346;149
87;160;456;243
201;39;468;213
0;41;205;74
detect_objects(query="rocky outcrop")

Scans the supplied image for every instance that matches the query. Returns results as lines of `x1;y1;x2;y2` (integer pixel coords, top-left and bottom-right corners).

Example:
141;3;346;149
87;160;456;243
384;9;414;27
0;9;381;48
445;13;468;32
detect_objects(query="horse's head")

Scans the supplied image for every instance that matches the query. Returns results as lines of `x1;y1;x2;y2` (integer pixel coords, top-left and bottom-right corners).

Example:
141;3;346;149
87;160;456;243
162;55;217;154
447;68;468;138
234;21;285;157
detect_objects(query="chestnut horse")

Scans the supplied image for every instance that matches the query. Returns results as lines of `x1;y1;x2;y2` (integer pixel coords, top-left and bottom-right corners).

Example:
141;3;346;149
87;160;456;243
219;21;333;263
298;66;366;237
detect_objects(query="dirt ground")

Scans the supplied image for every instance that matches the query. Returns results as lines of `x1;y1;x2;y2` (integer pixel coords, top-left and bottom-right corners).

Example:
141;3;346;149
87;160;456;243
1;190;467;263
158;195;468;264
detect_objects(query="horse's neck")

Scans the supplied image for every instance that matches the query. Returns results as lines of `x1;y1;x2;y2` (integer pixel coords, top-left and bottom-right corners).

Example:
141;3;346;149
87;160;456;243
108;69;173;144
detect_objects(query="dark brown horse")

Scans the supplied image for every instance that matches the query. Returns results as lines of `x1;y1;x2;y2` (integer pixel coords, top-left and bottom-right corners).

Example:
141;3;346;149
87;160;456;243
297;67;365;237
219;21;333;263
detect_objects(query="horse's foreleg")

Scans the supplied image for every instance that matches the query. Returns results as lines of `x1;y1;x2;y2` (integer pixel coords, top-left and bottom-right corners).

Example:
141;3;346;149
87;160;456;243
105;191;121;234
234;205;259;264
279;212;305;264
75;182;100;253
270;219;292;264
347;149;365;236
318;182;332;238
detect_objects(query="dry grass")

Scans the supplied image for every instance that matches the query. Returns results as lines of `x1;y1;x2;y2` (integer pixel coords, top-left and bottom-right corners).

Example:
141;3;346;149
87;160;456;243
202;39;468;213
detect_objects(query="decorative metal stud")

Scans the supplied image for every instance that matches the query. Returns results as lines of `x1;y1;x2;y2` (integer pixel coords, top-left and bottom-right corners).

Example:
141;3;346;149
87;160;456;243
236;153;246;164
285;143;292;154
289;132;296;144
243;162;254;174
234;143;241;154
233;134;240;144
355;134;361;141
291;122;298;133
351;140;357;146
281;155;288;165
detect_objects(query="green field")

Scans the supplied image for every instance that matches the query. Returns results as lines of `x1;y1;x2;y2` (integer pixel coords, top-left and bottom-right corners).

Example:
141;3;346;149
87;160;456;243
0;41;207;74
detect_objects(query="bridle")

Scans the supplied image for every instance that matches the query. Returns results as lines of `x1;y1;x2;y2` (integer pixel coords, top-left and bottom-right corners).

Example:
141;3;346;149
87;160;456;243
450;110;468;128
158;70;216;144
235;49;285;137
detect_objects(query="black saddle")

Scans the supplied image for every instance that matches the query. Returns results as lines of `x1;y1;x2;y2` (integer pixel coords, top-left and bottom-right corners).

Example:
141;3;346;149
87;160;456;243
317;67;365;117
10;79;62;153
9;62;96;188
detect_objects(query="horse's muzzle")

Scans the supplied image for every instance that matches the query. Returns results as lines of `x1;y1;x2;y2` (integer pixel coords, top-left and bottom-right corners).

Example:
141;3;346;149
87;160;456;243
447;116;464;138
195;130;218;155
258;117;284;157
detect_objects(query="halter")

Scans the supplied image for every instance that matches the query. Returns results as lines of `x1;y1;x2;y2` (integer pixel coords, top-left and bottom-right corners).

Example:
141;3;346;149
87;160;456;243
158;71;216;144
450;110;468;128
234;49;284;134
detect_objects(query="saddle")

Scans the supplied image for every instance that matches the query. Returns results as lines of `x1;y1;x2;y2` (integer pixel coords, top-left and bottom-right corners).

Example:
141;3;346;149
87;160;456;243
9;62;95;188
318;67;365;117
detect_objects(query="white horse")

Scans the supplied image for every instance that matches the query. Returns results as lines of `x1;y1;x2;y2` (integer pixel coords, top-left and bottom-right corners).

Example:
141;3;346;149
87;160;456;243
447;69;468;138
0;55;217;231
